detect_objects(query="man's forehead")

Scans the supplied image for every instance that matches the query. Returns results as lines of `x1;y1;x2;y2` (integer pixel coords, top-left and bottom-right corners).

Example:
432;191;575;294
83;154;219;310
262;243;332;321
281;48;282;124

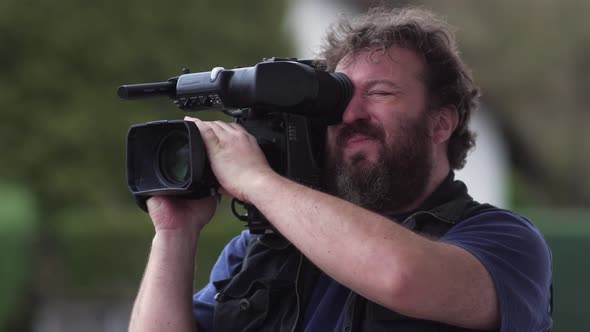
337;48;397;69
335;47;425;82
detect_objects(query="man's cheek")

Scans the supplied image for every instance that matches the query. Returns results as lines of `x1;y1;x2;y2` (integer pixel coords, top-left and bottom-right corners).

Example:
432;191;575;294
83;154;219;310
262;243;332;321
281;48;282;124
327;132;344;155
325;130;339;149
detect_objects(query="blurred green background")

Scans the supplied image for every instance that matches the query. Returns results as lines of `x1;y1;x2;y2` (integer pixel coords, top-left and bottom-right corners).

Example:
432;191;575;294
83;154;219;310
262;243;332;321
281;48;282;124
0;0;588;331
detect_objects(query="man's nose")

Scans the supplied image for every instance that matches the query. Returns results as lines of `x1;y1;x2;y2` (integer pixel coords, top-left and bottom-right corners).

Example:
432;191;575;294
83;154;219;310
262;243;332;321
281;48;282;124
341;94;369;124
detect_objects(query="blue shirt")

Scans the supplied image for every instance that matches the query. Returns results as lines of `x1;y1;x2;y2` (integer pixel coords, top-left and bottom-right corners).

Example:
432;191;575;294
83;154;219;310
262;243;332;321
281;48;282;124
193;211;553;331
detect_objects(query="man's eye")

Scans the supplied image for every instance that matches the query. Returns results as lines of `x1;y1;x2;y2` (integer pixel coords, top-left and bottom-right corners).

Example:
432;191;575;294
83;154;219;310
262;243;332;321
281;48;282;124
368;91;393;96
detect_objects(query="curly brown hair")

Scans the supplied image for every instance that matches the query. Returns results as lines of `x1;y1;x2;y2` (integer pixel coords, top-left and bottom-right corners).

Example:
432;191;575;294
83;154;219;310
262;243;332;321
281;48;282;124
319;6;478;170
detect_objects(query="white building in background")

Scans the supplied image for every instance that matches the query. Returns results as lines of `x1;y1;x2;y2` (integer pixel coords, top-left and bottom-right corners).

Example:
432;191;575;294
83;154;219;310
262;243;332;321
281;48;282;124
286;0;509;208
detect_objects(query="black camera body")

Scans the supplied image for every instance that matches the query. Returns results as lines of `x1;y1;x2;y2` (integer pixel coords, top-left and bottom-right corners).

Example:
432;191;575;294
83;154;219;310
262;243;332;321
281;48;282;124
119;58;352;233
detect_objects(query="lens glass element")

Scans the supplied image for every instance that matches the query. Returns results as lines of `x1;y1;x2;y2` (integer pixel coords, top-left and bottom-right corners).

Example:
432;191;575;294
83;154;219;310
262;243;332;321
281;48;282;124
157;131;190;185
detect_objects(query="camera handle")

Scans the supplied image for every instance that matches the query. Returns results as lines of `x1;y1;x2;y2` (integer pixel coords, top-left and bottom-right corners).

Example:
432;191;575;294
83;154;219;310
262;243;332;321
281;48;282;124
231;198;276;234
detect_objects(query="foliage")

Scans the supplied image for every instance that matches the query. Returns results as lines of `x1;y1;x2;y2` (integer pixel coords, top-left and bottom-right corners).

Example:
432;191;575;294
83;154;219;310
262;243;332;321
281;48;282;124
0;0;292;221
47;199;243;295
0;184;37;329
0;0;292;328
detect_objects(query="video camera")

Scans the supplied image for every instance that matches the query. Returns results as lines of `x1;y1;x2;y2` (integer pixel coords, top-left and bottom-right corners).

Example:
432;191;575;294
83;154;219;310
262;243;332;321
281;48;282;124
118;58;352;233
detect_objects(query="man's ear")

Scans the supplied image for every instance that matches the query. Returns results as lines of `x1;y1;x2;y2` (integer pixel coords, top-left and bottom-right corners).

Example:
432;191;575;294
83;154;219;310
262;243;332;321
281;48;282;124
431;106;459;144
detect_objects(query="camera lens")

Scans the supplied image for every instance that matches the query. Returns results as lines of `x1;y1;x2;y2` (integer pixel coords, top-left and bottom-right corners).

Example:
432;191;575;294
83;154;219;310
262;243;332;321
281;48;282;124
157;131;190;185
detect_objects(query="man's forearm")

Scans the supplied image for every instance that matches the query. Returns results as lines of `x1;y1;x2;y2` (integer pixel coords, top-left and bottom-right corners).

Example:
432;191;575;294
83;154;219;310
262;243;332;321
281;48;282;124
246;173;499;329
129;230;200;332
246;173;419;306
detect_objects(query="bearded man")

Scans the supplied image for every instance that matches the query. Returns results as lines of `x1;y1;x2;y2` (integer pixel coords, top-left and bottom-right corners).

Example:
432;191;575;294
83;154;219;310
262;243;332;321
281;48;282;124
129;7;553;332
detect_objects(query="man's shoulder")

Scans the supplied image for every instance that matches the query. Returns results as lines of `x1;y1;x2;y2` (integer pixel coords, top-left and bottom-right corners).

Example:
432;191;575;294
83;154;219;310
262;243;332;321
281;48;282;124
442;208;552;276
442;208;552;273
457;209;544;237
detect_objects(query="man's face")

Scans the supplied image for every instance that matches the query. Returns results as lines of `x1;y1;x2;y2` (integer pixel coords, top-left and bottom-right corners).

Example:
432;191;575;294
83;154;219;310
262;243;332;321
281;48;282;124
325;47;434;214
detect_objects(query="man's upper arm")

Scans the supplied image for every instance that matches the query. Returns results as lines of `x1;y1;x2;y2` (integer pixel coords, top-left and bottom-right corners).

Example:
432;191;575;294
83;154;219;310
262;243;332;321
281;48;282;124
436;211;553;331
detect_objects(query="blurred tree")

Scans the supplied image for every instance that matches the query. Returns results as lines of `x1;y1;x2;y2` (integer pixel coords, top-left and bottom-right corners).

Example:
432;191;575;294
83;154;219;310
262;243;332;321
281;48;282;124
0;0;292;219
0;0;292;328
0;184;37;330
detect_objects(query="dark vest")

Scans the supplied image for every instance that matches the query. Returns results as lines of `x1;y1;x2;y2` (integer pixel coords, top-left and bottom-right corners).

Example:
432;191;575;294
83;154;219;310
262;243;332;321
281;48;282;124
212;174;499;331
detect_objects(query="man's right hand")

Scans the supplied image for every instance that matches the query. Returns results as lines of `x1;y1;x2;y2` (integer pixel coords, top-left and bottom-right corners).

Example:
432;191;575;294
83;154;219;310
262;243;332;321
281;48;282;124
146;195;218;233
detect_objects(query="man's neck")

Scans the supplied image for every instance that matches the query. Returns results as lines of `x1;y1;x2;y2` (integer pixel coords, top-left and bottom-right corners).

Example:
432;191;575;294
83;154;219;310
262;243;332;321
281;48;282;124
389;163;451;215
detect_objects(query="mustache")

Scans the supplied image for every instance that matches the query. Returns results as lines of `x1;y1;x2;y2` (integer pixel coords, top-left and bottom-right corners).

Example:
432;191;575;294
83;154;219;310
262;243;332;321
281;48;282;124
336;121;385;146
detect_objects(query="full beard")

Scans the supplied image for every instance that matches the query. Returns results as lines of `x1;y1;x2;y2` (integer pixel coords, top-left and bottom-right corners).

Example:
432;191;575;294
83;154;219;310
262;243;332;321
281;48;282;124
324;115;433;214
